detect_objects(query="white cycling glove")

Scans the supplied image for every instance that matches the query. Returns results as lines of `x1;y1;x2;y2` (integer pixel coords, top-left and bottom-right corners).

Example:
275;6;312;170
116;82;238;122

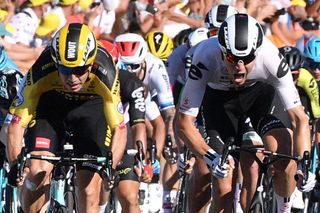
177;153;186;176
297;171;316;192
203;149;228;179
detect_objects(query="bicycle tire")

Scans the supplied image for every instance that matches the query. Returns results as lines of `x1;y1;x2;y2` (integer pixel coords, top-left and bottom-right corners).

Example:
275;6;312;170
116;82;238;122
53;206;68;213
4;185;18;213
65;190;76;213
48;199;68;213
0;168;5;213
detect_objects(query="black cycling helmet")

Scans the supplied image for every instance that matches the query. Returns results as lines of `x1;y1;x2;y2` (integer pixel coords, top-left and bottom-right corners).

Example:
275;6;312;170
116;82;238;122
173;28;194;48
279;46;304;71
0;69;23;110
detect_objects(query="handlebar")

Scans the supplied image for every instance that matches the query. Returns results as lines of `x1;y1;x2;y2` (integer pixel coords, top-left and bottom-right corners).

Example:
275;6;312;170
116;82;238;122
135;140;145;173
220;137;235;167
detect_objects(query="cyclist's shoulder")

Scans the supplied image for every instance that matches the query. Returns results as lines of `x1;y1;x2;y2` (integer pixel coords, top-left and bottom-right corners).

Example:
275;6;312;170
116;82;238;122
28;46;57;81
90;46;119;87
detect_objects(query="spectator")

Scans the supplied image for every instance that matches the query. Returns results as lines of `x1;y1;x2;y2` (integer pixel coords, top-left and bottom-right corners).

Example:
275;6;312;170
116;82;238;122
49;0;80;31
4;0;50;46
33;12;61;46
0;0;16;24
267;0;308;47
85;0;120;40
163;0;205;38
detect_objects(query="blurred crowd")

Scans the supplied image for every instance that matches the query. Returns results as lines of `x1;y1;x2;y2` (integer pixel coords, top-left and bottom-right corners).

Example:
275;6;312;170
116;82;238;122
0;0;320;74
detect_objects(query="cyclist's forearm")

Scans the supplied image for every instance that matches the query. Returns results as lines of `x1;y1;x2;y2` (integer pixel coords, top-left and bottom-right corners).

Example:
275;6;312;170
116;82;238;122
289;106;311;156
178;113;210;158
111;126;127;168
150;116;166;157
131;123;147;155
7;123;25;166
162;107;175;138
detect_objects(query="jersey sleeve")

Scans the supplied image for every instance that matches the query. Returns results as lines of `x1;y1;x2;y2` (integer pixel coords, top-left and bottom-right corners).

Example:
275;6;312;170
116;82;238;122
119;71;145;126
145;93;161;121
166;45;187;86
179;46;210;117
149;60;174;111
261;39;301;110
93;70;124;131
296;68;320;118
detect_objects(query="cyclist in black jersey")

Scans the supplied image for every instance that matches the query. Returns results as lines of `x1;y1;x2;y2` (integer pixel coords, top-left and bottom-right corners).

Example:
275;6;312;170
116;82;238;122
279;46;320;121
6;23;127;213
98;40;152;213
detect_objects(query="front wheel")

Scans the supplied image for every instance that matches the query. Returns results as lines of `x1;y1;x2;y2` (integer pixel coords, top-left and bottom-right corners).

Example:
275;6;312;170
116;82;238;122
65;190;77;213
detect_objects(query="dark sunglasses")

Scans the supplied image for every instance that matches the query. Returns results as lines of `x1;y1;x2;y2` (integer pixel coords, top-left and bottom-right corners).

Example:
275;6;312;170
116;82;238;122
224;53;256;65
209;28;218;37
58;65;90;76
125;63;141;72
306;59;320;70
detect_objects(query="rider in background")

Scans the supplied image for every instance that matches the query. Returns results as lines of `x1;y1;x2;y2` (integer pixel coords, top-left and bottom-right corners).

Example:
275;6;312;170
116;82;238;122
0;45;23;153
115;32;176;212
279;45;319;210
6;23;127;213
145;31;174;63
98;39;152;213
303;36;320;146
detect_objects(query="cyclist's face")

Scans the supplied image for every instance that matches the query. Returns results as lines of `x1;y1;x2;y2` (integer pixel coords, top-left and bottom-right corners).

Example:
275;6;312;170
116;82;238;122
311;68;320;81
224;59;255;86
59;67;90;92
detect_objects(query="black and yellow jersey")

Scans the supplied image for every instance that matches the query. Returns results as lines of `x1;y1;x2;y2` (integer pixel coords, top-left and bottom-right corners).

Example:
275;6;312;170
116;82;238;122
9;46;124;131
296;68;320;119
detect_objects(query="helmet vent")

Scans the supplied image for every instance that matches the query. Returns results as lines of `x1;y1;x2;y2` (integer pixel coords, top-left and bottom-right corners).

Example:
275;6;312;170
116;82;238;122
235;15;248;51
216;5;228;23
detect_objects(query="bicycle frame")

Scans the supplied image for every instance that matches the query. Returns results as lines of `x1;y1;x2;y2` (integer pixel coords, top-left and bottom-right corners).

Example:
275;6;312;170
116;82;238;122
0;149;18;213
224;145;303;213
19;143;111;213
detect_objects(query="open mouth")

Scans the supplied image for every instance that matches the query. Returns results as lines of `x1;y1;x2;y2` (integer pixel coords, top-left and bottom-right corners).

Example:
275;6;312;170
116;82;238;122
233;73;246;83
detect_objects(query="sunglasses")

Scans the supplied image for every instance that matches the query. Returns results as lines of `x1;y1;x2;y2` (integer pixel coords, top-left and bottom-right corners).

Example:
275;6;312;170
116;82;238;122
208;28;218;37
306;60;320;70
58;65;90;76
224;53;256;65
125;63;142;72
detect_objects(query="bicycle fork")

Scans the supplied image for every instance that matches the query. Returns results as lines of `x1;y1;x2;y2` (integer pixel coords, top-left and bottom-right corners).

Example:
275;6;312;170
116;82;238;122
47;166;67;212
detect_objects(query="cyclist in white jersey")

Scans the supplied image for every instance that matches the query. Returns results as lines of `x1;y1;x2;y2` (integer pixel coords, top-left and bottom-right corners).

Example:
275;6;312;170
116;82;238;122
178;14;313;213
115;33;176;212
168;4;240;212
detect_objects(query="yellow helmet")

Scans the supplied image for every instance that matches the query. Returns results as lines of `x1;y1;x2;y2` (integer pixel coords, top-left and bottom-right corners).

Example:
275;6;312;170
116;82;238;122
51;23;97;69
145;31;174;61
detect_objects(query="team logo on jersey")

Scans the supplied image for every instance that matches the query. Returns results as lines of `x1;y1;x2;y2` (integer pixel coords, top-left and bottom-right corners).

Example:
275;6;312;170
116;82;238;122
35;137;51;149
0;75;8;99
189;62;208;80
105;125;112;147
131;87;145;112
276;53;290;78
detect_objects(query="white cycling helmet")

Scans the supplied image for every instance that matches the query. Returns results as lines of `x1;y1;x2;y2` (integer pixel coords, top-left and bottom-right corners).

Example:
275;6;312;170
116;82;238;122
188;27;209;47
218;14;264;64
115;33;148;65
205;4;238;29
